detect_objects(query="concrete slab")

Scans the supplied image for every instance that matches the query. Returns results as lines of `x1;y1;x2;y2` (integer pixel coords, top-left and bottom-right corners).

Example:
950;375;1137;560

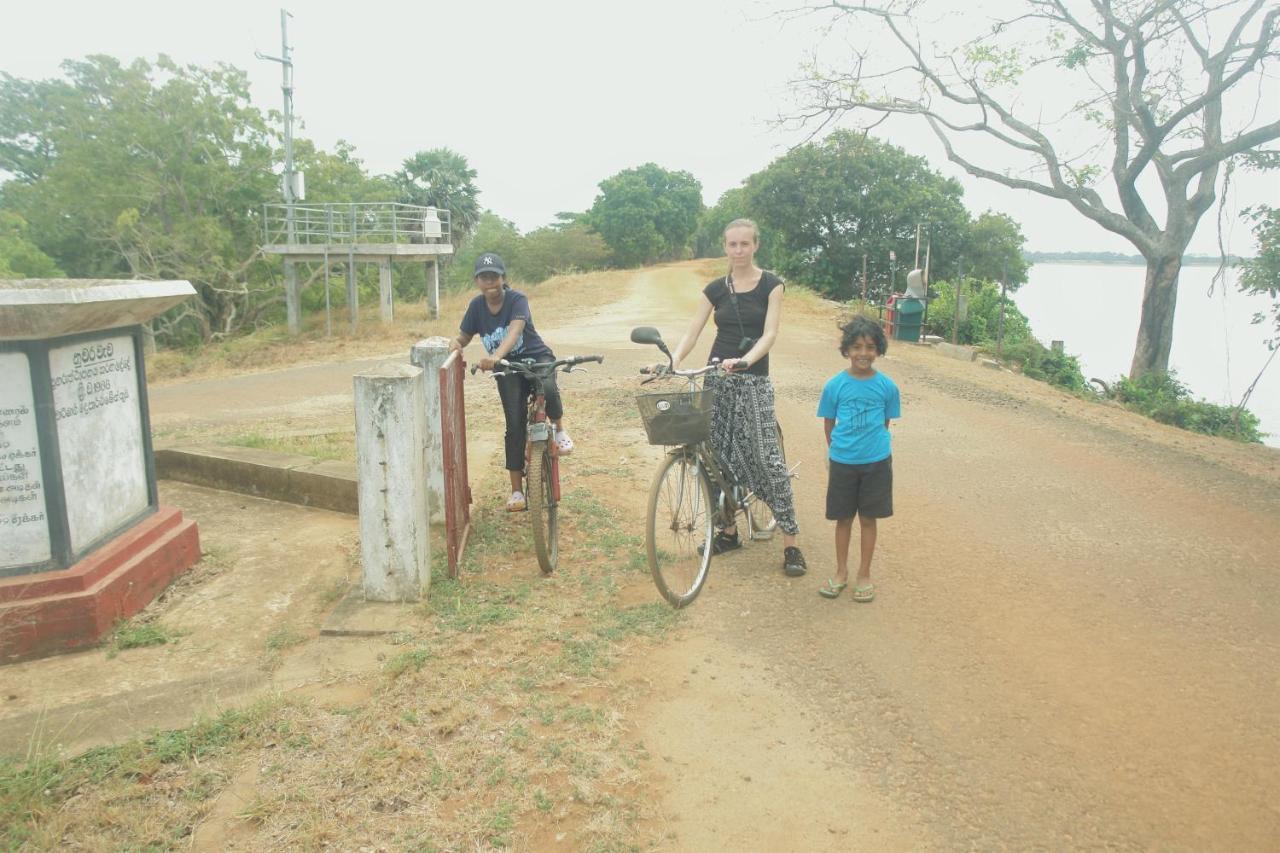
0;279;194;340
320;586;420;637
155;445;357;514
935;342;978;362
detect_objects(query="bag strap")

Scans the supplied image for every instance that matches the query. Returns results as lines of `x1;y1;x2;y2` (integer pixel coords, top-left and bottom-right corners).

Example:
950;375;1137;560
725;274;749;341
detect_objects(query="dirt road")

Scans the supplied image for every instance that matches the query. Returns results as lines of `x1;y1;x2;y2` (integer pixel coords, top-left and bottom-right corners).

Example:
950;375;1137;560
601;265;1280;850
118;262;1280;847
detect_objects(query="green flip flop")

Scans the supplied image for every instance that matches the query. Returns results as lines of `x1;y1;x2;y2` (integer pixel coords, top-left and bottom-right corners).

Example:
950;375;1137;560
818;579;847;599
852;583;876;603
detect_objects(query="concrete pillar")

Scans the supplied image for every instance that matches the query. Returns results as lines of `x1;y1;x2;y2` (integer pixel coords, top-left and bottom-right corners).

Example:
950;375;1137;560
353;363;431;601
285;259;300;335
410;337;451;524
347;258;358;333
427;259;440;319
379;259;394;324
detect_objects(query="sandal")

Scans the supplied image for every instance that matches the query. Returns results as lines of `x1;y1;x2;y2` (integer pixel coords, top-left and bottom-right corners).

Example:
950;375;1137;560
506;491;527;512
554;431;574;455
818;579;847;599
852;583;876;603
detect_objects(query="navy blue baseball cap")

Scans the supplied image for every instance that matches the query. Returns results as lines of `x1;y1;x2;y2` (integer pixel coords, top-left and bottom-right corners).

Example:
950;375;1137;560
474;252;505;276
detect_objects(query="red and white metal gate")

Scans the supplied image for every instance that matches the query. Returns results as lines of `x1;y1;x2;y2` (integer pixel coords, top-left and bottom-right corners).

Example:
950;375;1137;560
439;351;472;577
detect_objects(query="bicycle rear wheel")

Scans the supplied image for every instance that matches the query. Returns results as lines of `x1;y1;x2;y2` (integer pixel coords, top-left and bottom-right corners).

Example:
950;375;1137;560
528;441;558;574
746;421;786;540
647;450;714;608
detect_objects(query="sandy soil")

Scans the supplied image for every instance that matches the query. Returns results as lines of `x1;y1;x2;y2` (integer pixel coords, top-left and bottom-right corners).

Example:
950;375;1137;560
8;260;1279;849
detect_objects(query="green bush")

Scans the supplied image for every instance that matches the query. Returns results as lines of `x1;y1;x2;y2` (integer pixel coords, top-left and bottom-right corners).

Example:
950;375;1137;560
1112;371;1263;442
1001;339;1087;391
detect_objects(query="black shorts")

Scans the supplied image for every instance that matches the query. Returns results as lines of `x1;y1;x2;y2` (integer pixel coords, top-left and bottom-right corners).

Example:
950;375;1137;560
826;456;893;520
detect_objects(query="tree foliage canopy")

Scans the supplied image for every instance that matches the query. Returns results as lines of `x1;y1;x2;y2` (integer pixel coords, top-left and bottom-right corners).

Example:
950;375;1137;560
395;148;480;249
742;131;973;298
588;163;703;267
792;0;1279;377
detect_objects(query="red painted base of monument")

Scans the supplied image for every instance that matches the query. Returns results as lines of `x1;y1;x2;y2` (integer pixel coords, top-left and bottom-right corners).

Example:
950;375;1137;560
0;506;201;664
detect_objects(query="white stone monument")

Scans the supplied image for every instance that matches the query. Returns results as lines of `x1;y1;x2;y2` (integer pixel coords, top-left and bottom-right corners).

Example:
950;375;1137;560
0;279;201;662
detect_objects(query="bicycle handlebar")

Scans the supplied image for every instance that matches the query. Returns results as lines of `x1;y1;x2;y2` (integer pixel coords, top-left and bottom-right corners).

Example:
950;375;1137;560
471;354;604;377
638;359;725;379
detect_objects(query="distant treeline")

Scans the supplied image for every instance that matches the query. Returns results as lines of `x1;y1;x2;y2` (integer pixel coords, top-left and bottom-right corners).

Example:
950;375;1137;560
1024;251;1244;266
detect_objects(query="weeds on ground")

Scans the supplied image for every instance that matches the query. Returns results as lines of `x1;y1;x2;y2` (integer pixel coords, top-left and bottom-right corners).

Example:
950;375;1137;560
0;700;283;849
106;618;185;657
14;360;677;850
225;430;356;462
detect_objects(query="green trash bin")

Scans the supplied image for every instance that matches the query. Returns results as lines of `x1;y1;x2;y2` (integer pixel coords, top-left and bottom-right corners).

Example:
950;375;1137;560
893;297;924;342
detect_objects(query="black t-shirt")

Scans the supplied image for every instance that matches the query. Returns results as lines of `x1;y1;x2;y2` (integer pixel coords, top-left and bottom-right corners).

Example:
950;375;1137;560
703;271;783;376
459;288;553;359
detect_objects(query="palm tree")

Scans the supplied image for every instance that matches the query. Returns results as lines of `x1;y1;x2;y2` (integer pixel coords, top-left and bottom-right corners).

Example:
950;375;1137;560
395;148;480;250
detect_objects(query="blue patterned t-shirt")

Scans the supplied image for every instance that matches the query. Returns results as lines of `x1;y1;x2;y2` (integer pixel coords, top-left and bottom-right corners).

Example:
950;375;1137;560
459;289;553;360
816;370;900;465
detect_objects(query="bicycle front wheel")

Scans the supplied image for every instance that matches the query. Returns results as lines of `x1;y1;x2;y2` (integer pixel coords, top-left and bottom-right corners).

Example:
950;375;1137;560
747;421;785;540
647;450;714;608
528;441;558;574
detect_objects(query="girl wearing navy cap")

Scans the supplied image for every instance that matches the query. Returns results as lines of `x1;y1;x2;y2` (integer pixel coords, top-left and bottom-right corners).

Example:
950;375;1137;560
449;252;574;512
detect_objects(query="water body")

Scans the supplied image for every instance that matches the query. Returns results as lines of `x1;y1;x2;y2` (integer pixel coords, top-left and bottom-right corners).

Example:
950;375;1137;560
1014;262;1279;448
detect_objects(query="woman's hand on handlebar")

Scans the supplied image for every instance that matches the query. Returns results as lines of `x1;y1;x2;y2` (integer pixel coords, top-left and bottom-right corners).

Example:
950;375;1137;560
720;357;750;373
477;356;499;372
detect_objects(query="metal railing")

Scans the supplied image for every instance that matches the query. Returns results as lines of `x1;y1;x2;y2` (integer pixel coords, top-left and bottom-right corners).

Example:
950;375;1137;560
262;202;451;246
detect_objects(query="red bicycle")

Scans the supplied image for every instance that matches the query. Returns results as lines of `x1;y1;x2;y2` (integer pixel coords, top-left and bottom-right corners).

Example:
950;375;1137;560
473;354;602;573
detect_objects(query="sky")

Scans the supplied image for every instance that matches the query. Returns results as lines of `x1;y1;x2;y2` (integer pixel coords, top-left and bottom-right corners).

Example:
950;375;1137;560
2;0;1277;255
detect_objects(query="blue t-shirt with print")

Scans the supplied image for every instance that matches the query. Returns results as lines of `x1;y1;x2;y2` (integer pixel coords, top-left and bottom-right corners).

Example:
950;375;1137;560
459;288;553;360
816;370;901;465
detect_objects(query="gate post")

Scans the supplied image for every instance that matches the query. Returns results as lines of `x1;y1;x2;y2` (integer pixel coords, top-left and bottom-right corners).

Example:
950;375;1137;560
354;363;431;601
409;337;451;523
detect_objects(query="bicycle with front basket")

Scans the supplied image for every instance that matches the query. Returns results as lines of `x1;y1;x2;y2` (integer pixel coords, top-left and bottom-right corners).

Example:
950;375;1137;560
630;326;790;607
473;354;603;573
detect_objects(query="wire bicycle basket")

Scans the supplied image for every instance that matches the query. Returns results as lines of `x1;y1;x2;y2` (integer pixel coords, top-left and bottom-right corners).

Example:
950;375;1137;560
635;388;714;446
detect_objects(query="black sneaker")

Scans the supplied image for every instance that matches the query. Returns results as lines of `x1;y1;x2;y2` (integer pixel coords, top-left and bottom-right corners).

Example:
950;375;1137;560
782;546;807;577
699;530;741;556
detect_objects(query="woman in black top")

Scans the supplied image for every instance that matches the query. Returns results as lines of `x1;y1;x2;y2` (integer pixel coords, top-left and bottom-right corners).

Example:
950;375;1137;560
664;219;805;577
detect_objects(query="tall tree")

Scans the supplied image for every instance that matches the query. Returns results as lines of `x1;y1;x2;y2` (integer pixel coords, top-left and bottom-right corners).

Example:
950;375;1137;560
0;211;62;278
743;131;970;298
588;163;703;267
963;211;1030;291
395;148;480;249
792;0;1279;378
0;55;279;341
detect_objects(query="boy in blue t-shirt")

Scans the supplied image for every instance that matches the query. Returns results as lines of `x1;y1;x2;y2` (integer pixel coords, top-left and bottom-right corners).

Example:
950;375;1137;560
815;316;901;602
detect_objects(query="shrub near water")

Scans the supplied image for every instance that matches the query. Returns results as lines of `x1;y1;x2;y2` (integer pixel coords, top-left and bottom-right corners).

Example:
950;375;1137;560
925;278;1087;391
1112;371;1263;443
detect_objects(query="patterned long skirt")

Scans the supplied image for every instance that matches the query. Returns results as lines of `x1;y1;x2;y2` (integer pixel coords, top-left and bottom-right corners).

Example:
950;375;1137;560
705;372;799;536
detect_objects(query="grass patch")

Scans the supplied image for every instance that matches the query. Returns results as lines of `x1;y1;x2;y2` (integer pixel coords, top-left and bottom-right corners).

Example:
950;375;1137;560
266;625;307;652
225;430;356;462
106;619;183;656
1;700;281;848
384;647;432;679
427;575;529;633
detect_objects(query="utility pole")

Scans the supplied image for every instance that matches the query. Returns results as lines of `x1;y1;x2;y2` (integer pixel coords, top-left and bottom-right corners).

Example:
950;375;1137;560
889;250;897;299
914;223;922;269
258;9;301;332
861;253;868;304
952;256;963;345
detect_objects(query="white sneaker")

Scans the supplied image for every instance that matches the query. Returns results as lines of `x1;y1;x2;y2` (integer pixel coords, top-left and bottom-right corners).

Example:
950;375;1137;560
555;431;575;455
506;491;527;512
